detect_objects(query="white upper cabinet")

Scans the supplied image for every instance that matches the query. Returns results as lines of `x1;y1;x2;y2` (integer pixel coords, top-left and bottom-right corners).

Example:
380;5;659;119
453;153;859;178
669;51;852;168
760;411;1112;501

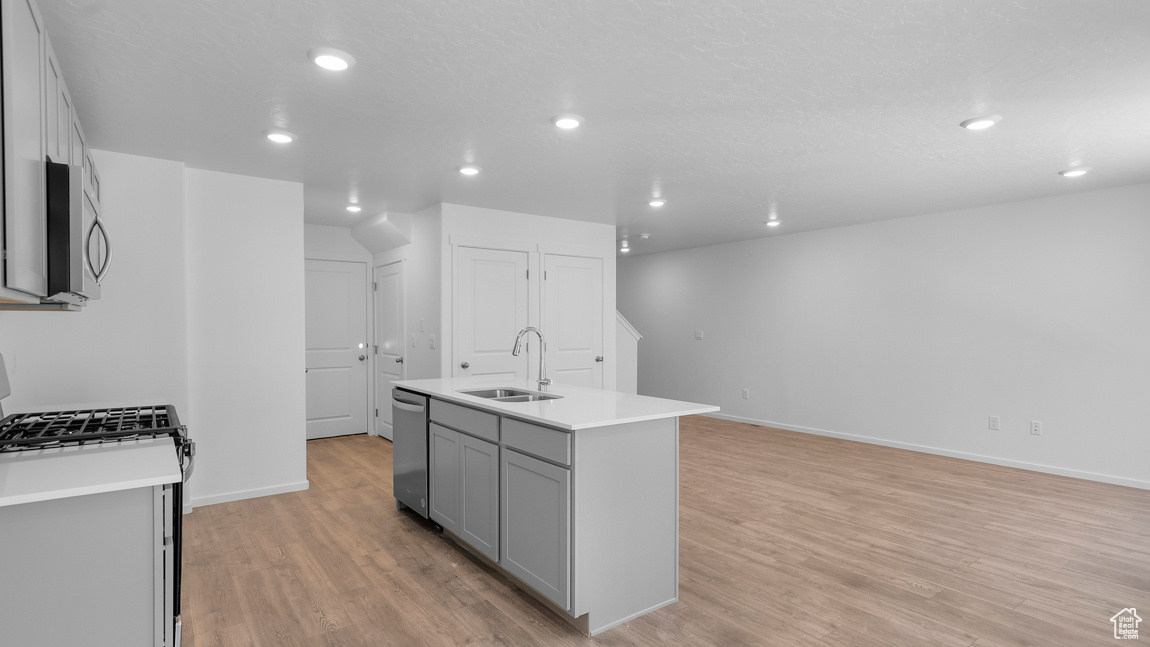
1;0;103;306
1;0;48;300
44;40;61;162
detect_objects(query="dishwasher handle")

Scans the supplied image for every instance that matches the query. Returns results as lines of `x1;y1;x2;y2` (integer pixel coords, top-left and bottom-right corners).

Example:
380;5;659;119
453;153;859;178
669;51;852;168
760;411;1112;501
392;398;425;414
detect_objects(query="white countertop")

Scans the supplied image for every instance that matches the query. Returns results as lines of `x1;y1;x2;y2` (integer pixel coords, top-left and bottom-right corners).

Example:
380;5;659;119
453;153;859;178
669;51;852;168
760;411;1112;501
392;377;719;430
0;437;182;508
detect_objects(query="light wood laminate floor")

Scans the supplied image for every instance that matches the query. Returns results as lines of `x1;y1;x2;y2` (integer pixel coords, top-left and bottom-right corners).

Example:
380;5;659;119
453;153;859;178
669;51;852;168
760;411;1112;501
183;417;1150;646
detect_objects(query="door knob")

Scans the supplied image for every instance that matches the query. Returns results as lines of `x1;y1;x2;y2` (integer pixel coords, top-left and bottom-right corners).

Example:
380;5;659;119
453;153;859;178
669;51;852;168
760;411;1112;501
395;357;404;364
595;356;603;362
358;355;367;361
460;361;470;369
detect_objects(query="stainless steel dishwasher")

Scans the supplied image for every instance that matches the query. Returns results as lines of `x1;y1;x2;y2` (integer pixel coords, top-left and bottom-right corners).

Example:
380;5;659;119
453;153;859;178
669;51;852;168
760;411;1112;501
392;387;429;518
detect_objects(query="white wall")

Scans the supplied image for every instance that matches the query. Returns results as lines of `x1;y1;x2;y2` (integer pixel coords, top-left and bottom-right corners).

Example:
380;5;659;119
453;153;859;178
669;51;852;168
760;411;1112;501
184;168;307;506
438;203;617;385
304;224;372;262
618;183;1150;489
0;151;189;413
615;312;641;394
0;152;307;507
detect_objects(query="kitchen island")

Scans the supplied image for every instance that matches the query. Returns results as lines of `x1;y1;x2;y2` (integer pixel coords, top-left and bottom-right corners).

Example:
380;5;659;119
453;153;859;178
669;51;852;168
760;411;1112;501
392;377;718;635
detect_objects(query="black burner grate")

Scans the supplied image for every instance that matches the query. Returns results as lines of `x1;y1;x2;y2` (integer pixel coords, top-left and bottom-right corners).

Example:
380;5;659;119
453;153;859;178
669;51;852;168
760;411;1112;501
0;405;184;452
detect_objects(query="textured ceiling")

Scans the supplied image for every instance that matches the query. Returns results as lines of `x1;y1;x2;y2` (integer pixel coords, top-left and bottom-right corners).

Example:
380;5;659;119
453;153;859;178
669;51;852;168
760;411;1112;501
39;0;1150;255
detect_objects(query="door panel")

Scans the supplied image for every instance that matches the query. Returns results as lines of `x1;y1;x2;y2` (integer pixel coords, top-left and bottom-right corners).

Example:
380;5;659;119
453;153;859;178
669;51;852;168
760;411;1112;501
374;261;405;440
429;424;460;533
543;255;603;388
3;0;48;295
306;368;354;419
459;434;499;562
45;44;60;162
455;247;530;379
305;260;369;439
501;449;570;610
57;72;73;166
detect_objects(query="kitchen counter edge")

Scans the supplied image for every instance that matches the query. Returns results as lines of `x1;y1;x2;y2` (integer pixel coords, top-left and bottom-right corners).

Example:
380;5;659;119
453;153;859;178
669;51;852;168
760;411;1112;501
392;378;719;431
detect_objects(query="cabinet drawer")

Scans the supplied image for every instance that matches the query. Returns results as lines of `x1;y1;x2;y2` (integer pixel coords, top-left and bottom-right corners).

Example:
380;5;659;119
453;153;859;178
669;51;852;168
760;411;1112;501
502;418;571;466
430;400;499;442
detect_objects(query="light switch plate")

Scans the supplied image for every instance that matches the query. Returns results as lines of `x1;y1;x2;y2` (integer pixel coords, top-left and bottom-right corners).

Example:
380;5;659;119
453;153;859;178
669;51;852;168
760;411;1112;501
694;330;704;340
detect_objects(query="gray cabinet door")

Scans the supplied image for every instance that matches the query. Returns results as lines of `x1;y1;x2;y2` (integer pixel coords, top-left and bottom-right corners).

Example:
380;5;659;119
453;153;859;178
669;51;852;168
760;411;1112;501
0;486;158;645
2;0;48;297
429;423;459;534
458;433;499;561
501;448;570;610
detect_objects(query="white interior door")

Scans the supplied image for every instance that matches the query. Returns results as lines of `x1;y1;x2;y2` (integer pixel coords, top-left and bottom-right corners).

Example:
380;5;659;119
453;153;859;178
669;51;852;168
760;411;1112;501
455;247;530;380
543;254;603;388
305;259;369;440
374;261;405;440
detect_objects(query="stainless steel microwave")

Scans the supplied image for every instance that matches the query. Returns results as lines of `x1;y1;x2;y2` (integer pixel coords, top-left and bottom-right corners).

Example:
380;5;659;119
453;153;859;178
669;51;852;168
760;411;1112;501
45;158;108;305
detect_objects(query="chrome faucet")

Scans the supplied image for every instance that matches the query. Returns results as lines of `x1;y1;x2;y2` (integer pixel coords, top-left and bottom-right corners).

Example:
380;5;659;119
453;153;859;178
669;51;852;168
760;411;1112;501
512;327;551;390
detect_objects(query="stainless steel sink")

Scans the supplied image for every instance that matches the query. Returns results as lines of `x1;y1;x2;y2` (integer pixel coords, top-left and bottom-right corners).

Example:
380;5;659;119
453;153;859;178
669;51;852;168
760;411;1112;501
459;388;534;399
494;394;561;403
459;387;563;402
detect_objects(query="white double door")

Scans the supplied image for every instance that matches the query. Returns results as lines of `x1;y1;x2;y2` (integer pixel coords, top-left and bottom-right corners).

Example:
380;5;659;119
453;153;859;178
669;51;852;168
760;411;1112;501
454;247;603;388
305;259;406;441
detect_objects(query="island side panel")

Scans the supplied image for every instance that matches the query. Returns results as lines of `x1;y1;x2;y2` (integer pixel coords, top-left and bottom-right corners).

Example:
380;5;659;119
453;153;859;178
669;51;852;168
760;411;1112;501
572;416;679;634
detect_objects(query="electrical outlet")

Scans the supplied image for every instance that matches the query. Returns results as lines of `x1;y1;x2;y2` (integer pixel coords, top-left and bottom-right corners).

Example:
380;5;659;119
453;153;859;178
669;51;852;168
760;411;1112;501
1030;420;1042;436
694;330;704;340
429;334;437;349
411;334;417;348
419;319;425;332
741;389;749;399
988;416;1000;431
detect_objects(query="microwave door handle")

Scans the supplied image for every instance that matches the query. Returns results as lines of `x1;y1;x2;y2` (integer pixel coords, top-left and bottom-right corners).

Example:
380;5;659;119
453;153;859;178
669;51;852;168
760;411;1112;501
93;218;112;284
84;218;101;281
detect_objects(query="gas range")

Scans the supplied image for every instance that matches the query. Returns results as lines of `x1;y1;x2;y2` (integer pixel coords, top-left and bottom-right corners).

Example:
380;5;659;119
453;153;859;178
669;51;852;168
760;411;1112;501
0;405;192;457
0;355;193;645
0;402;194;646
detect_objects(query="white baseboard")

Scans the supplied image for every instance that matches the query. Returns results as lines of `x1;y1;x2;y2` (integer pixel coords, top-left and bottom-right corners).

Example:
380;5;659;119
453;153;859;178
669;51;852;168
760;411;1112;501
702;412;1150;492
190;480;310;509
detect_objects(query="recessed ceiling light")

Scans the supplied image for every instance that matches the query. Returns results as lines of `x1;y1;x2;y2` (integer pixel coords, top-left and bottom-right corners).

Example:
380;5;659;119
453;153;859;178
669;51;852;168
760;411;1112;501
264;130;295;144
346;205;362;213
308;48;356;71
959;115;1002;130
640;234;650;240
767;220;781;228
459;165;481;176
648;199;665;208
552;114;583;130
620;247;630;253
1059;166;1092;178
